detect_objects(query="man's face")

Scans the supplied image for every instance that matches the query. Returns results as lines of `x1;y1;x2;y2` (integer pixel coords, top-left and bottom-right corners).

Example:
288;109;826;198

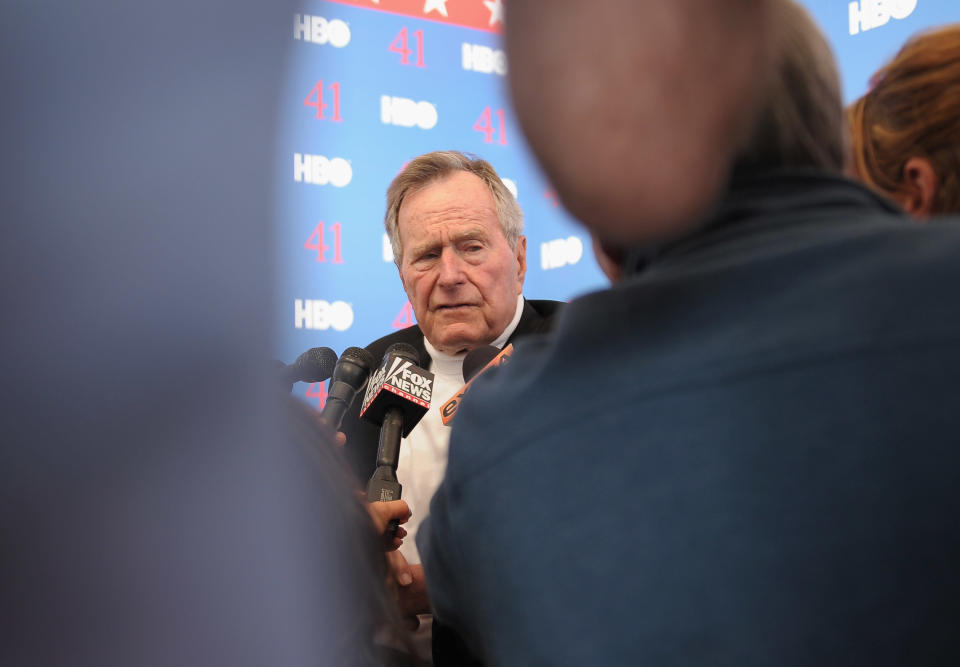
397;171;526;355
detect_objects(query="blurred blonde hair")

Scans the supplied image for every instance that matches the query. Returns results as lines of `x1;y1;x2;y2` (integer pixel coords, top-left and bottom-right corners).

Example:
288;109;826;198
848;23;960;214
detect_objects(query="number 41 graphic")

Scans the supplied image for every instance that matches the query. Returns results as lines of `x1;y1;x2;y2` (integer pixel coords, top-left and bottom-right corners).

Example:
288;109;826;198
389;27;425;67
474;106;507;145
393;301;415;329
304;222;343;263
303;80;342;121
305;382;328;409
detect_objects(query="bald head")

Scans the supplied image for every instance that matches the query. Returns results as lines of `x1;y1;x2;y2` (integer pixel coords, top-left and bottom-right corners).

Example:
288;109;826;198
505;0;776;244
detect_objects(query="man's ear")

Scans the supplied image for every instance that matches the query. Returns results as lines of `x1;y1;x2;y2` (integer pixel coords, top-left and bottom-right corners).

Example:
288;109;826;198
899;156;939;220
515;235;527;289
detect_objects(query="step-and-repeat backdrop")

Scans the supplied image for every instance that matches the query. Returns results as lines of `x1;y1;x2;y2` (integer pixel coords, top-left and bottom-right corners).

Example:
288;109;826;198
274;0;959;408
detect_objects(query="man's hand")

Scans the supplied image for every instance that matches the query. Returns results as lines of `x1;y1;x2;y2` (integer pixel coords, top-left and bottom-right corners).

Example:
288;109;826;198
367;500;411;551
386;549;431;626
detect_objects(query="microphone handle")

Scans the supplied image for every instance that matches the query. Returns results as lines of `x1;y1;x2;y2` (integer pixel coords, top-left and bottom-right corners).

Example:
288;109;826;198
318;381;359;430
367;406;405;535
376;406;404;468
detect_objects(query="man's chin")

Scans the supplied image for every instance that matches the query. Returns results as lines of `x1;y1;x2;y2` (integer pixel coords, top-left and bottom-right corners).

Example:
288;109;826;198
429;326;488;356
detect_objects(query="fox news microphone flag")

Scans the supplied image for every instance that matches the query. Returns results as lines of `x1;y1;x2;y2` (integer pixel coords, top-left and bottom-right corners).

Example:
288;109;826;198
363;343;433;504
360;343;433;435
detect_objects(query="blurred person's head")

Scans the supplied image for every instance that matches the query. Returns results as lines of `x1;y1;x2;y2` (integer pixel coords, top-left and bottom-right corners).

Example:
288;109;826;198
590;233;626;284
0;3;414;664
848;23;960;219
732;0;846;175
503;0;776;245
385;151;527;355
594;1;844;280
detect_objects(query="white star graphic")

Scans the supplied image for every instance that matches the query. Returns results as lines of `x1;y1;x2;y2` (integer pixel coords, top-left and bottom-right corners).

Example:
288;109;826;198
483;0;504;26
423;0;449;17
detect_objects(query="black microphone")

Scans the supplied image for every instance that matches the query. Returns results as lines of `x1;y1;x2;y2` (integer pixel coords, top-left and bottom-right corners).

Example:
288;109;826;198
462;344;502;383
318;347;376;431
362;343;434;523
439;344;513;426
275;347;338;391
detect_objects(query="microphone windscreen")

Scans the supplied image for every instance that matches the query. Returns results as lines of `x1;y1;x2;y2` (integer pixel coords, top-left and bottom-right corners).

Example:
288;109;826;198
293;347;338;383
317;346;376;431
385;342;420;367
462;345;501;383
332;346;376;385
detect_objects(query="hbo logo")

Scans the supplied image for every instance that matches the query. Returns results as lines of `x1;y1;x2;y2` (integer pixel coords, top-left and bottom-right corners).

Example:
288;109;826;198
540;236;584;271
294;153;352;187
293;14;351;47
849;0;917;35
380;96;438;130
461;43;507;76
294;299;354;332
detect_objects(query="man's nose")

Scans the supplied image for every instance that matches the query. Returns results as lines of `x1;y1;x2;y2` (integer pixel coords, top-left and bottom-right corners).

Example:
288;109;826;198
437;249;466;286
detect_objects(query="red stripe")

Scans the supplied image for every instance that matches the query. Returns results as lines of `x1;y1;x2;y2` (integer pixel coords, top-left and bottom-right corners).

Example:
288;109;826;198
383;383;431;409
323;0;503;34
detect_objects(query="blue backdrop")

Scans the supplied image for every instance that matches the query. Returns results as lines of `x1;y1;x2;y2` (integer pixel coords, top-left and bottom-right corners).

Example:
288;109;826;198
274;0;960;409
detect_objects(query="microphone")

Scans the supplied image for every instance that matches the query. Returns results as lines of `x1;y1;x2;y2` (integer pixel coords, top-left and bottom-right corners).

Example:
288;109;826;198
362;343;434;515
462;344;503;383
439;344;513;425
318;347;377;431
275;347;338;391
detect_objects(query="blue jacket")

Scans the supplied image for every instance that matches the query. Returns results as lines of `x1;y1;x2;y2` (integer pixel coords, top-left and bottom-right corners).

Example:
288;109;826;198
420;170;960;666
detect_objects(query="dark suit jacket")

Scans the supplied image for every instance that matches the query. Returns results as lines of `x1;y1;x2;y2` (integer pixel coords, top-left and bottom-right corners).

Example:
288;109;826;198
340;298;564;484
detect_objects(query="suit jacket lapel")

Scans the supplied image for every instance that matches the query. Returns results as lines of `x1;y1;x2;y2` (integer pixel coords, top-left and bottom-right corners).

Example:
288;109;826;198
507;299;548;344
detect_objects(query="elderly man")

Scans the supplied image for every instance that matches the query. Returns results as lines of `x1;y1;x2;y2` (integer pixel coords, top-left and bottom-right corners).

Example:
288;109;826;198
419;1;960;664
339;150;562;651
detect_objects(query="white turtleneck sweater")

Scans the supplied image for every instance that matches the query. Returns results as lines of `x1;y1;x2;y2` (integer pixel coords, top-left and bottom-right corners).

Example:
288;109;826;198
397;294;525;566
